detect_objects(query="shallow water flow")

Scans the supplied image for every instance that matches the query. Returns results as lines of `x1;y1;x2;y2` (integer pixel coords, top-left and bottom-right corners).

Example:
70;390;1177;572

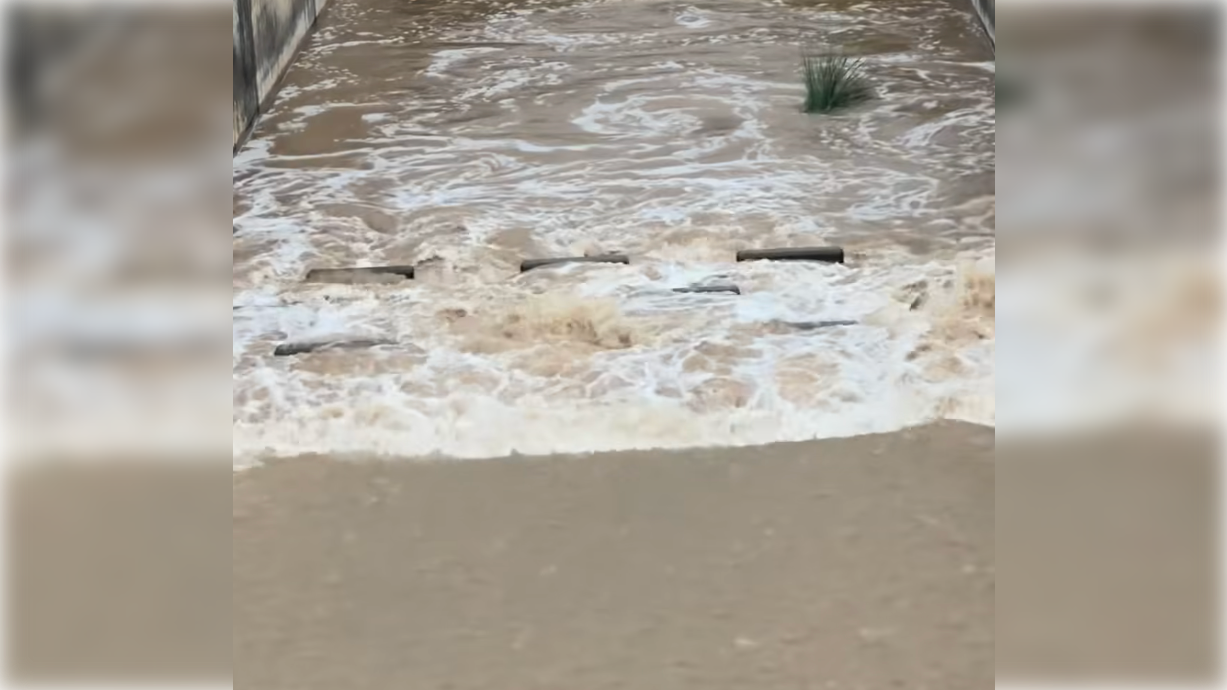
232;0;995;464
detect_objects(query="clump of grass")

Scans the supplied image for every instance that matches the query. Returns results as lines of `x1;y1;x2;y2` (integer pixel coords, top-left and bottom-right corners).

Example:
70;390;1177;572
802;54;873;114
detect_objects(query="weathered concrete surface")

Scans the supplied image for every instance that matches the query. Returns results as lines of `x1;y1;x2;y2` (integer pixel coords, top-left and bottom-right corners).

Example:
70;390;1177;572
233;0;328;151
970;0;994;51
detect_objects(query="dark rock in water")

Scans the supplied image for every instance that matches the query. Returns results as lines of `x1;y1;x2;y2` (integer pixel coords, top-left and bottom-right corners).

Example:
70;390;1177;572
784;320;858;331
304;266;415;283
736;247;844;264
673;284;741;295
273;339;396;356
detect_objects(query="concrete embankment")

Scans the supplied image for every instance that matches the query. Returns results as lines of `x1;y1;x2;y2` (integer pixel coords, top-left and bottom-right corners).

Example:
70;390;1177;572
970;0;994;51
233;0;329;152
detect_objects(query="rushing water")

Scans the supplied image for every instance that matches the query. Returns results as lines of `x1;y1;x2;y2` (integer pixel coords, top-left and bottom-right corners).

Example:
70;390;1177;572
232;0;995;465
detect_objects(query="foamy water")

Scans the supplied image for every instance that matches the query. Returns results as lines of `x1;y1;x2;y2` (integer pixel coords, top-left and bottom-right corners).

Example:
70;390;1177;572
232;0;995;466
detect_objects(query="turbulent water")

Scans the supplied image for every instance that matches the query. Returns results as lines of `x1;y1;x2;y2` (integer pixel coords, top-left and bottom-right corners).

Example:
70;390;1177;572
232;0;995;465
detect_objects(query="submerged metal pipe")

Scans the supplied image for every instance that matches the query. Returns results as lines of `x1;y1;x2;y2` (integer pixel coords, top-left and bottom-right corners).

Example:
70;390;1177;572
304;266;416;283
520;255;630;273
736;247;844;264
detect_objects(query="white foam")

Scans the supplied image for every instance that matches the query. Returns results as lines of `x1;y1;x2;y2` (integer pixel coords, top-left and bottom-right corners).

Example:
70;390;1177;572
425;46;505;78
676;7;714;29
995;251;1216;434
232;253;994;463
232;0;997;465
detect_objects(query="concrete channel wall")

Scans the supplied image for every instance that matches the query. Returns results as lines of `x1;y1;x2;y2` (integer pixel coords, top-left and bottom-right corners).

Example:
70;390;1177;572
233;0;329;152
970;0;994;52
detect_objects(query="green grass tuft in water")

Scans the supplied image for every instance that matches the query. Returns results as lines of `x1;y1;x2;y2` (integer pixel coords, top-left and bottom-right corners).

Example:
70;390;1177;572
802;54;873;114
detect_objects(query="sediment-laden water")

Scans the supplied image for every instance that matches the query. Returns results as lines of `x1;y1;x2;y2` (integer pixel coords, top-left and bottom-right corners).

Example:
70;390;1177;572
232;0;995;465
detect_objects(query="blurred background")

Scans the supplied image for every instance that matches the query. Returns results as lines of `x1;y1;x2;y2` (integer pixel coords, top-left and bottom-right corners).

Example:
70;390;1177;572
995;0;1221;685
998;4;1218;432
0;0;1217;456
4;4;231;461
0;0;1223;685
2;1;231;684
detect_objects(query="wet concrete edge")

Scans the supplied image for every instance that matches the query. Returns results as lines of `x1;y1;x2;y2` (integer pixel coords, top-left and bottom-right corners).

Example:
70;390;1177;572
969;0;994;53
233;0;330;153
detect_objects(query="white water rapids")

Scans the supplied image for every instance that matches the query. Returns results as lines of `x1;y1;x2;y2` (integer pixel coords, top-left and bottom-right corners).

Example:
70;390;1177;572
232;0;995;465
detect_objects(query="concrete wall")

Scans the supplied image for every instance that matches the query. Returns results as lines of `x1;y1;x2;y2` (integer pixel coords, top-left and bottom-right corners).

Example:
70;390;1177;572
233;0;329;151
970;0;994;52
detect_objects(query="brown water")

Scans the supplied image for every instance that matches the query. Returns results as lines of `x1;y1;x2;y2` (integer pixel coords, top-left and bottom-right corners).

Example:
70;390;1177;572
234;421;995;688
231;0;995;464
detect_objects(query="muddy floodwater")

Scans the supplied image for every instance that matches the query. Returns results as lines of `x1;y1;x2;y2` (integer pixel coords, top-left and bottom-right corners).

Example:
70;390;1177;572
232;0;995;465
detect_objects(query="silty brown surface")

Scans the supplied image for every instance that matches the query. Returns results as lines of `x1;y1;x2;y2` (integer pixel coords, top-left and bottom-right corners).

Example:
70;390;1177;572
234;422;993;689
